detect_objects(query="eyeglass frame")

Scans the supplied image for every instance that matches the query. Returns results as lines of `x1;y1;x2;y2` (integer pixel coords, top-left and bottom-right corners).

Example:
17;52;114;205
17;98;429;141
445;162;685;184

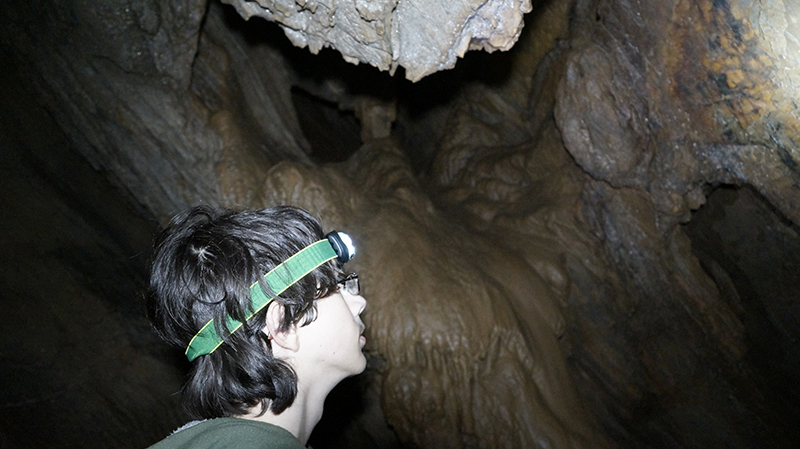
337;273;359;295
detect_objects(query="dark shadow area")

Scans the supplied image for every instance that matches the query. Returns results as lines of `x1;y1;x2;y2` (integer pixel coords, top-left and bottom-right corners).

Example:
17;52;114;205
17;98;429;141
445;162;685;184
222;6;396;102
309;355;401;449
291;86;363;163
0;49;184;448
684;184;800;448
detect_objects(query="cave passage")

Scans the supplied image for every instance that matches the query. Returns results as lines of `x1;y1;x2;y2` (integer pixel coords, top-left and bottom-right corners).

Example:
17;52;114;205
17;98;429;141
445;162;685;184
2;0;800;448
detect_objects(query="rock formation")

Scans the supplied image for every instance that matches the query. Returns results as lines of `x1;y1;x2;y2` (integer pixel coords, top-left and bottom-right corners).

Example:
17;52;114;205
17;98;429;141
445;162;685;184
221;0;532;81
1;0;798;448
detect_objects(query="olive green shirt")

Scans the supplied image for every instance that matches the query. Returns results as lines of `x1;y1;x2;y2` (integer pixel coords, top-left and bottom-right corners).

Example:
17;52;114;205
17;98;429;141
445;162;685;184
148;418;306;449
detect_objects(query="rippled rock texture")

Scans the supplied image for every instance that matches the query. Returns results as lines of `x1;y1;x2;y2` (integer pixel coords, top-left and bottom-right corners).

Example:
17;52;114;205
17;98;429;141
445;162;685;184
2;0;798;448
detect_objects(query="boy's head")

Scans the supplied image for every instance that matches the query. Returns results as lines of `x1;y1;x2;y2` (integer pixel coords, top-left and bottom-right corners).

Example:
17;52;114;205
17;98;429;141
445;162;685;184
147;205;344;418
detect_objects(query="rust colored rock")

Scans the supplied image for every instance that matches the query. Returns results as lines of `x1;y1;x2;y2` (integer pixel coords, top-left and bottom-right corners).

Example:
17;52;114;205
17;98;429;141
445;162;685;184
557;0;800;224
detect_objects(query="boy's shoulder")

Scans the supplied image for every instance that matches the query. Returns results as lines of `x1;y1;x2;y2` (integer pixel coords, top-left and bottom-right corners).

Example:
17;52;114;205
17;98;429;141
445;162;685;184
147;417;306;449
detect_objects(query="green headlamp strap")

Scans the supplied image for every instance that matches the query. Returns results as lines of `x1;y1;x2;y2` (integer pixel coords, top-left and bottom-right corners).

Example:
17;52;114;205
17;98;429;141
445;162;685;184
184;239;338;362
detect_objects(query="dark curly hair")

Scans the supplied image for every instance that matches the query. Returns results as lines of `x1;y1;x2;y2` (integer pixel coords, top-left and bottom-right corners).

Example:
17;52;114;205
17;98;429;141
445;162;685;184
147;205;343;418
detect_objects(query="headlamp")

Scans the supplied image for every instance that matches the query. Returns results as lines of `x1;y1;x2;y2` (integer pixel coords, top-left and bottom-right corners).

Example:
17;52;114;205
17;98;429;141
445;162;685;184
184;231;355;361
326;231;355;264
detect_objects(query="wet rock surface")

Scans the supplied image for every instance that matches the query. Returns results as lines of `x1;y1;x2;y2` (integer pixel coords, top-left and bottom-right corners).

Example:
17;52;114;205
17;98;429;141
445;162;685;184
2;0;799;448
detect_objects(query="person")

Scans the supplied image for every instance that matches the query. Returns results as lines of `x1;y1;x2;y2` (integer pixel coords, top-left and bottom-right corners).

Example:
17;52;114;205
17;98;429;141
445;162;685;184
146;205;367;448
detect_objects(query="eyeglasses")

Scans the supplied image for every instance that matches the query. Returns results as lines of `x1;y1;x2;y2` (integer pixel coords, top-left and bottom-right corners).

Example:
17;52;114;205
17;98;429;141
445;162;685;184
337;273;359;295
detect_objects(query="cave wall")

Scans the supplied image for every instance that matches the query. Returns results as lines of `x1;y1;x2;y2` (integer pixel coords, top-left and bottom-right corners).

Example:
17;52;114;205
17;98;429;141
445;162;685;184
1;0;799;448
0;63;181;448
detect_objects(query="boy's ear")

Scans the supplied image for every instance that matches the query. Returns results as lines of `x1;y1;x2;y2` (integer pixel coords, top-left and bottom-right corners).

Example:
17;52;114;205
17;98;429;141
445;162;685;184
265;301;299;352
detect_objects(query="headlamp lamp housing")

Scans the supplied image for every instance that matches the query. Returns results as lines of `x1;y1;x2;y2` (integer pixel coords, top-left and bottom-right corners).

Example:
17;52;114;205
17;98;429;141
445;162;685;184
325;231;356;264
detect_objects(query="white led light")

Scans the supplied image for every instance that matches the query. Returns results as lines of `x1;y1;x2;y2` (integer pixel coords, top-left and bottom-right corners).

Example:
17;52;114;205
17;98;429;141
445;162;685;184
338;232;356;260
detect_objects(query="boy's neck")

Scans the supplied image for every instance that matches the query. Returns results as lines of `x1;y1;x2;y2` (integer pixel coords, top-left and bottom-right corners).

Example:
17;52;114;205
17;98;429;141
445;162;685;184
241;373;338;445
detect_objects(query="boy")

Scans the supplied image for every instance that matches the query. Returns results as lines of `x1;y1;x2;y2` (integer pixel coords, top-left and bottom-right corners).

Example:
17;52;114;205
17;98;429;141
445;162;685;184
147;205;367;448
